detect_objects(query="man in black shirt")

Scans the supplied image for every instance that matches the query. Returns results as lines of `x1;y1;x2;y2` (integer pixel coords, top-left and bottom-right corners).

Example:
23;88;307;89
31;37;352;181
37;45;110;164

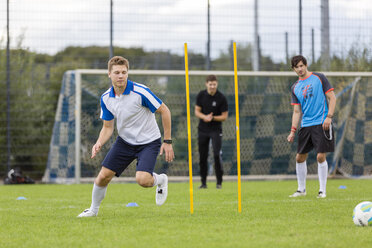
195;75;228;189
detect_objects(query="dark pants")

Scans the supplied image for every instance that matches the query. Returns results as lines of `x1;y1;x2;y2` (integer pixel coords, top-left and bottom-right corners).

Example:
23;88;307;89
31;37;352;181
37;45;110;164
198;130;223;185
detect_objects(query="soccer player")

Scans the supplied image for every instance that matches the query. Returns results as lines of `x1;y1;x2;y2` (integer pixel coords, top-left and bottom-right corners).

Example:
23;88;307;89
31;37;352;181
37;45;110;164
78;56;174;217
287;55;336;198
195;75;228;189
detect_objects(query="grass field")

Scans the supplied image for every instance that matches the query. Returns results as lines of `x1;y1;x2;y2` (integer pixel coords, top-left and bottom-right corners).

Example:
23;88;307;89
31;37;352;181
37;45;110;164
1;179;372;248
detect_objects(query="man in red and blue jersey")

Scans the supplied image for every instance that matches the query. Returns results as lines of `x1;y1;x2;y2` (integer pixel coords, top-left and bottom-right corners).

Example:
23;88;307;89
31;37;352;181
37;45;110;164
287;55;336;199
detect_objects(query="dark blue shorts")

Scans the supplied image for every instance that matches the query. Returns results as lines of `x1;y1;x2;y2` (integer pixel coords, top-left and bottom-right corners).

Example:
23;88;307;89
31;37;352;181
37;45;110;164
102;136;161;177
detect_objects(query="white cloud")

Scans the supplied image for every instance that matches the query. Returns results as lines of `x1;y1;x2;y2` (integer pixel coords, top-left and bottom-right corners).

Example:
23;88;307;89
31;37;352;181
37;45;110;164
336;0;372;19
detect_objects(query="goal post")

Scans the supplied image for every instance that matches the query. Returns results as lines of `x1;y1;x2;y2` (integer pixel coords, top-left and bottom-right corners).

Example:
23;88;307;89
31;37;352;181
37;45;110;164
43;70;372;183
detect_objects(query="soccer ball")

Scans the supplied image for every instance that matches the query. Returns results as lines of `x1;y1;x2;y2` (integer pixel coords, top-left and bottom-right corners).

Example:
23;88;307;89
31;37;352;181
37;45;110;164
353;201;372;226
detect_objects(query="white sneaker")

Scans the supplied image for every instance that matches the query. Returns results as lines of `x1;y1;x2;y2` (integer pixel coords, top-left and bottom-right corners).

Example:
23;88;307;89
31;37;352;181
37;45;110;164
289;190;306;197
317;191;326;198
77;209;97;218
156;174;168;206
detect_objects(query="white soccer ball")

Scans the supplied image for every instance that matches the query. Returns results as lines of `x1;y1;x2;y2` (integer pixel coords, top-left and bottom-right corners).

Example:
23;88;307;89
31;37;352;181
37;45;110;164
353;201;372;226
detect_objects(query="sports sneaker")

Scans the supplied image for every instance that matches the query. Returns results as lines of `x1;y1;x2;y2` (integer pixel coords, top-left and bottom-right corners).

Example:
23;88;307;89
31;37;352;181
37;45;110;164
317;191;326;198
77;209;97;218
216;184;222;189
199;184;207;189
156;174;168;206
289;190;306;197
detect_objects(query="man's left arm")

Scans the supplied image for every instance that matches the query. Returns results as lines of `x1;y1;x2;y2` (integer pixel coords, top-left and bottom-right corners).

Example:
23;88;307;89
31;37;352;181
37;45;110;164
213;95;228;122
156;103;175;162
212;111;228;122
323;90;336;130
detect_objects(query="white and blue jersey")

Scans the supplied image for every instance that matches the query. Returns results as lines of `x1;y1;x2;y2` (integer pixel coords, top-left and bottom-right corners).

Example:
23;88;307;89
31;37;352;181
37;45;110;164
291;72;334;127
100;80;162;145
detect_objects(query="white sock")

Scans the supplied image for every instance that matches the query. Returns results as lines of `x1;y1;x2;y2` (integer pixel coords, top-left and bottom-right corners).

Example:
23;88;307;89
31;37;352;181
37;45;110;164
89;183;107;214
296;161;307;192
318;160;328;193
153;173;165;187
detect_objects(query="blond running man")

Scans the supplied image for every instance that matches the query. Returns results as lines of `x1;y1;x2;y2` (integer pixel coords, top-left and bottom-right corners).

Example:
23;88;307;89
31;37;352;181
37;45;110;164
78;56;174;217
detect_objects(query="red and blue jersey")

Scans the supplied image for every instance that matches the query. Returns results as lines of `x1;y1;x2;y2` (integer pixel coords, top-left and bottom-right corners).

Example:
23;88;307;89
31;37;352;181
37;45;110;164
291;72;334;127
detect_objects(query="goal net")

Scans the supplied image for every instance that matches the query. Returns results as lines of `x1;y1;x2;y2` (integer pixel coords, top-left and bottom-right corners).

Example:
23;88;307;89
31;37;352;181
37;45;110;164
43;70;372;183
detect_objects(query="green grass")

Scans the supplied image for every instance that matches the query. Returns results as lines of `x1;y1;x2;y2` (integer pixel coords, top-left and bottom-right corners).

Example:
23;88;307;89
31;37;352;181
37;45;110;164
1;179;372;248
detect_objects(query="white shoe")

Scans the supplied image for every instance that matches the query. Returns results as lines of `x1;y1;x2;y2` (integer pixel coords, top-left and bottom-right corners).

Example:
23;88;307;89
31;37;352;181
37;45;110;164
317;191;326;198
156;174;168;206
289;190;306;197
77;209;97;218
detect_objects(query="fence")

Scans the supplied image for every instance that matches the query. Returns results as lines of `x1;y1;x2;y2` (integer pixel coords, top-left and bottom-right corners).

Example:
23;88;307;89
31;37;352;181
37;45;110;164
1;0;372;180
1;0;372;67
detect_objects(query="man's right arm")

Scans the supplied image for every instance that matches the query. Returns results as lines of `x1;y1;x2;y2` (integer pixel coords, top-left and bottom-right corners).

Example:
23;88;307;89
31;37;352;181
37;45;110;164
91;120;114;158
287;104;302;143
195;105;213;122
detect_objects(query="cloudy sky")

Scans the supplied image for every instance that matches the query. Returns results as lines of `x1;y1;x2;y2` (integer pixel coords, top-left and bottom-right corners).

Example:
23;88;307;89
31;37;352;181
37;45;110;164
0;0;371;62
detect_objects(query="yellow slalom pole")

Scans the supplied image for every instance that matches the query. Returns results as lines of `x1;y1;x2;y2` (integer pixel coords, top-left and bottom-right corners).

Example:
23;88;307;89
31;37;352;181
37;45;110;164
184;43;194;214
233;42;242;213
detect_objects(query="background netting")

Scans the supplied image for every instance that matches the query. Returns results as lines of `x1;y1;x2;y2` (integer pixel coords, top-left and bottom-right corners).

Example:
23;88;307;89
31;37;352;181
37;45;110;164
331;77;372;177
43;71;372;183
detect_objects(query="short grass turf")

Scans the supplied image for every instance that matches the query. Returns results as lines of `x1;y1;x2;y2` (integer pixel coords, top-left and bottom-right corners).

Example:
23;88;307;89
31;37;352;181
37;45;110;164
1;179;372;248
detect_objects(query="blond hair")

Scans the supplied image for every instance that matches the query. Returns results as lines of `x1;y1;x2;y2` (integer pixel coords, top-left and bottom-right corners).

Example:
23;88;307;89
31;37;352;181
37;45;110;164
108;56;129;72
